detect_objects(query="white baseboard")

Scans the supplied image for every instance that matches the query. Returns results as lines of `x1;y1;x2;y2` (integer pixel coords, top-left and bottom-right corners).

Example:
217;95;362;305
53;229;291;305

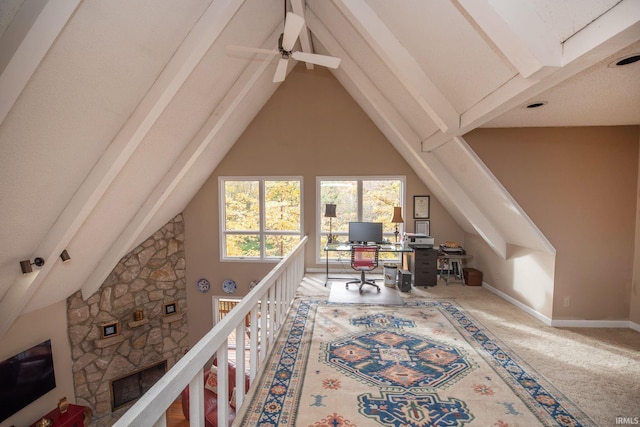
549;319;632;328
482;282;553;326
482;282;638;330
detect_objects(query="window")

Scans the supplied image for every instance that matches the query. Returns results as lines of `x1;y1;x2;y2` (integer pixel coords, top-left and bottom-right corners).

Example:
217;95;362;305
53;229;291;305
221;177;302;260
318;176;404;261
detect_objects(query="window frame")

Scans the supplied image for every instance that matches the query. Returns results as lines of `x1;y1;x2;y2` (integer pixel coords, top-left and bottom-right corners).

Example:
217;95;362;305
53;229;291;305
219;176;303;262
316;175;405;264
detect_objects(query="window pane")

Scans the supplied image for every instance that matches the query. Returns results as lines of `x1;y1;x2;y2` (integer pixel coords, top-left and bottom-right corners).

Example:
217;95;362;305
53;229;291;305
265;180;301;231
320;180;357;237
265;235;300;257
225;181;259;231
363;180;401;233
319;177;403;251
225;234;260;257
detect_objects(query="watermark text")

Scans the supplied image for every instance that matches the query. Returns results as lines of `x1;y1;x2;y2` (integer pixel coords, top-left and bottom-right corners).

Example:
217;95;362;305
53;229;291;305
616;417;640;425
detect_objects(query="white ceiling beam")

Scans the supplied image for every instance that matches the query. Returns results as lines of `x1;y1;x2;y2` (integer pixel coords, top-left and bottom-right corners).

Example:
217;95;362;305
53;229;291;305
422;75;533;151
0;0;80;126
309;9;508;260
291;0;314;69
449;136;555;254
421;150;508;259
81;27;281;298
423;0;640;152
457;0;561;79
331;0;459;134
0;0;249;337
562;0;640;64
306;10;422;154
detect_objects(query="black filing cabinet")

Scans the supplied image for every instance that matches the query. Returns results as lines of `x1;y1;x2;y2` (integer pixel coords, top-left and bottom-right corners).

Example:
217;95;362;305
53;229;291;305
408;246;438;287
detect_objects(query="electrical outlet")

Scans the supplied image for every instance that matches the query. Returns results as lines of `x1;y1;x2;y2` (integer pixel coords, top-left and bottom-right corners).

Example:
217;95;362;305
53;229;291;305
563;296;571;307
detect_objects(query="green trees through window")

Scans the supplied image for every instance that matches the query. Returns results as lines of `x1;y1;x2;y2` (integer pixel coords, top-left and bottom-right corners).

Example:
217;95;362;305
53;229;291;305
221;178;302;260
318;177;404;260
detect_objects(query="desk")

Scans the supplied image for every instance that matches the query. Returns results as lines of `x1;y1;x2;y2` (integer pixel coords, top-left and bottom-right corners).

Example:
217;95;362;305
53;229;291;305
438;253;472;285
323;243;412;286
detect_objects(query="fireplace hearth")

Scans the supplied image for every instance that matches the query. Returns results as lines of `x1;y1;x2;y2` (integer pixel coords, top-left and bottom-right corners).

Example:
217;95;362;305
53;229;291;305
110;360;167;410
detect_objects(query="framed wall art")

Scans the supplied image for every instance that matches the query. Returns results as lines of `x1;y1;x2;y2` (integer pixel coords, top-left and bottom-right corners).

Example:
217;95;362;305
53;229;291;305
101;321;120;339
415;220;430;236
413;195;430;219
163;302;177;316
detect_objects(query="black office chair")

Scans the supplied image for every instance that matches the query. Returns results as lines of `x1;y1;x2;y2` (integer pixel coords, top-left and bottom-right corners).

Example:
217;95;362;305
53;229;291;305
346;245;380;293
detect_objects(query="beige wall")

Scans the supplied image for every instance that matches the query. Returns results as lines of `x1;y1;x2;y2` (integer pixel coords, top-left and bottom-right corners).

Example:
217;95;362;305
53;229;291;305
466;126;639;321
633;135;640;326
0;301;74;427
464;235;557;320
183;66;463;343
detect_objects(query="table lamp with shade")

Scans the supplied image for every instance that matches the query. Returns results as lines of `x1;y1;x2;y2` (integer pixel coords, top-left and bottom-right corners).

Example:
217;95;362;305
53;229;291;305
391;206;404;243
325;204;337;243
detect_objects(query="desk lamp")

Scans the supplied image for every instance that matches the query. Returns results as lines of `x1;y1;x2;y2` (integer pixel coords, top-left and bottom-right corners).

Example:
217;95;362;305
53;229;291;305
391;206;404;243
325;204;337;243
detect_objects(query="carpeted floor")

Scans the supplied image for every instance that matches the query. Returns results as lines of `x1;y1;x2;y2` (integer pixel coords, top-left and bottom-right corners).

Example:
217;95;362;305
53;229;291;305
239;299;598;426
291;275;640;427
328;280;403;304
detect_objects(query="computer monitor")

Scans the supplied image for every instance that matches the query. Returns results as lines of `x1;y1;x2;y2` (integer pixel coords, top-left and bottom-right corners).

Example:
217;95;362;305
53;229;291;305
348;222;383;244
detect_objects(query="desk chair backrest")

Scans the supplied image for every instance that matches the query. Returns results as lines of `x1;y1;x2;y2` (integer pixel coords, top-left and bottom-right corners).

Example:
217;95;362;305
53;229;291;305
351;245;379;271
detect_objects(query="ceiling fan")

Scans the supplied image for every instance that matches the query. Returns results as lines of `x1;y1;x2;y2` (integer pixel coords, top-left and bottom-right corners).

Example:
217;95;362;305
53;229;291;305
227;11;341;83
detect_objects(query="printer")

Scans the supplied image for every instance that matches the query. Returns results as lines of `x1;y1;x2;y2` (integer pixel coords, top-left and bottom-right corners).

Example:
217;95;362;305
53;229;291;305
439;242;465;255
404;233;434;248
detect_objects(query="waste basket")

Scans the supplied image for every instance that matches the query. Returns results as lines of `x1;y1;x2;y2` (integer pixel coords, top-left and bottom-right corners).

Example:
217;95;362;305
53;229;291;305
463;268;482;286
383;264;398;287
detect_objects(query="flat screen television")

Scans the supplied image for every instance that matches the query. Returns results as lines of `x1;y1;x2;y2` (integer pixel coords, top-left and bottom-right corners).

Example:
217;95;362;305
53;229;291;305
0;339;56;422
348;222;383;244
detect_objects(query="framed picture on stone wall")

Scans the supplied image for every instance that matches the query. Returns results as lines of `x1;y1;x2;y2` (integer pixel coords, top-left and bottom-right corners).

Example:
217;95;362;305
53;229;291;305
163;302;177;316
101;320;119;339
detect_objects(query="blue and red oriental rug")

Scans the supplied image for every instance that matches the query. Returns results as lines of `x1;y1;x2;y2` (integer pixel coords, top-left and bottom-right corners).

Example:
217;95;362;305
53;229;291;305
237;299;595;427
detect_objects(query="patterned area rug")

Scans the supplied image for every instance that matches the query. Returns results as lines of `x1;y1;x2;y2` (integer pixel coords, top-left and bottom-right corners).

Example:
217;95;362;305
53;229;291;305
237;299;596;427
328;282;403;305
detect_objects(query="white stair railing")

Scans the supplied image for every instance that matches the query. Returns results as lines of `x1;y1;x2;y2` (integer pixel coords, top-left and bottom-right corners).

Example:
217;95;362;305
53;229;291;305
113;236;308;427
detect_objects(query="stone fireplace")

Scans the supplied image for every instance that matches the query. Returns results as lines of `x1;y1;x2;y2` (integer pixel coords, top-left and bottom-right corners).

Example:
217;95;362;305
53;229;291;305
111;360;167;410
67;214;188;421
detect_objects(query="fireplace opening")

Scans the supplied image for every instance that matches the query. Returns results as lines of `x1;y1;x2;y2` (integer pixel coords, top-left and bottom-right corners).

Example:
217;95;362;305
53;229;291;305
110;360;167;411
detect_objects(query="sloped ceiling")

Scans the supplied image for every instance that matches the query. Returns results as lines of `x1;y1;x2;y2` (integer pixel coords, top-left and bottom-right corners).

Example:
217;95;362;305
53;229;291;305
0;0;638;336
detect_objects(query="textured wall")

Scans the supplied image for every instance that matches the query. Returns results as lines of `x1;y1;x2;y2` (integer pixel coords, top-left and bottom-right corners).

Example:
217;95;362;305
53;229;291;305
466;126;638;321
66;214;188;419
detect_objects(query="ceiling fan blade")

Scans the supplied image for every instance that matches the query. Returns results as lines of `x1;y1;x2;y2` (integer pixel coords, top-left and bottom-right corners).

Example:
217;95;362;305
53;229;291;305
281;12;304;52
226;45;278;56
291;51;341;69
273;58;289;82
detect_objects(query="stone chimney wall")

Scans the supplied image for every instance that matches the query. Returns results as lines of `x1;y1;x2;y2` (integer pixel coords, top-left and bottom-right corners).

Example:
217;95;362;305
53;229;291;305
66;214;188;419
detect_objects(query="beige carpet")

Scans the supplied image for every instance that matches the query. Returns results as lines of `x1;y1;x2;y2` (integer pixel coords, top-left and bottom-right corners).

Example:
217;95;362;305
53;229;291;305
296;274;640;427
239;298;597;426
328;280;403;304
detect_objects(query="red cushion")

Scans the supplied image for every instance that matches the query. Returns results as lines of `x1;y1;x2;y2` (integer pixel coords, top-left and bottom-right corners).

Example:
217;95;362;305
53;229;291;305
181;361;250;427
205;406;237;427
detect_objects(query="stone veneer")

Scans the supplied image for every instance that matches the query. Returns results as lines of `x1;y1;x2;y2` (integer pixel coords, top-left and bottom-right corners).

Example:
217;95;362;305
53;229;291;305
67;214;188;420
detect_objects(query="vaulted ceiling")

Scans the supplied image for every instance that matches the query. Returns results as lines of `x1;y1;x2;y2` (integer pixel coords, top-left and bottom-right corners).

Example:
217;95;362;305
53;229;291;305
1;0;638;336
